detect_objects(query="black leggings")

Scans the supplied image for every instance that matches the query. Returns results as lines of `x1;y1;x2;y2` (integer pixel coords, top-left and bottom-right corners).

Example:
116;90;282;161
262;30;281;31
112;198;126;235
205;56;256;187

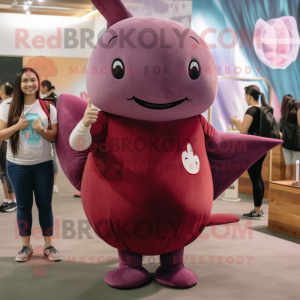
247;153;267;207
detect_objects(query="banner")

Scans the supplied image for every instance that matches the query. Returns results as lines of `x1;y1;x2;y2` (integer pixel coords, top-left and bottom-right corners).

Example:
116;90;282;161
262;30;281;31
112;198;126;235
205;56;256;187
192;0;300;132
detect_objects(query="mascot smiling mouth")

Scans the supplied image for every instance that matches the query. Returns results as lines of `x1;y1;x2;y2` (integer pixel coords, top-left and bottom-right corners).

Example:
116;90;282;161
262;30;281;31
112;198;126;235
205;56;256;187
128;96;189;110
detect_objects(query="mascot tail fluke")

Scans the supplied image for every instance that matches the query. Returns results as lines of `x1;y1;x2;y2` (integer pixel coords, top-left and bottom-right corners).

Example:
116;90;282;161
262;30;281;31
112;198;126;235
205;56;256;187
56;94;89;191
206;214;239;226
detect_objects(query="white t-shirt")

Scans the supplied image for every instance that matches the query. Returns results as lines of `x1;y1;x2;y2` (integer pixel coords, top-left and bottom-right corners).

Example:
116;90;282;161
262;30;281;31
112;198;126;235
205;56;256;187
0;99;58;165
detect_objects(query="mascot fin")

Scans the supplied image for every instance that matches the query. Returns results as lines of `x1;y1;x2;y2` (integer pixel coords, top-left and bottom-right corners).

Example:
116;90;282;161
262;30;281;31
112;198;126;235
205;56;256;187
56;94;89;191
199;115;283;200
206;214;239;226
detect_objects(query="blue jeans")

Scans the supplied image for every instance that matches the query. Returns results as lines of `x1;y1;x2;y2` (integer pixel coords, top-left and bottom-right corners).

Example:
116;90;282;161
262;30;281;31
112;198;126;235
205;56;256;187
7;160;54;237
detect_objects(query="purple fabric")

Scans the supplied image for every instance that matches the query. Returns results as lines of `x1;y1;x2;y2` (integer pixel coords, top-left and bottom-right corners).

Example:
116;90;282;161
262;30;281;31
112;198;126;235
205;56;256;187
105;250;150;288
155;248;198;288
207;133;282;199
91;0;133;28
56;94;88;191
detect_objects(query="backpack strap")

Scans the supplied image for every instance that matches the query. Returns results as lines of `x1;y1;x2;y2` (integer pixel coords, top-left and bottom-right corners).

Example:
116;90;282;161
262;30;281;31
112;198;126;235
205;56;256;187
39;99;53;130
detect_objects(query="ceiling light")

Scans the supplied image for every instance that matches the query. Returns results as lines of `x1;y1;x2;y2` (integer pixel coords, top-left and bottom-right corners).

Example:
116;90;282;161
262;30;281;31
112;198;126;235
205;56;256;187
26;10;31;14
27;1;33;5
23;4;28;10
81;9;99;18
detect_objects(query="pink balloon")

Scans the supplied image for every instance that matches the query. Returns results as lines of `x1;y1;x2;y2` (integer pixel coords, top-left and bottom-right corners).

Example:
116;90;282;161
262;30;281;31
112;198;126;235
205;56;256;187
253;16;300;69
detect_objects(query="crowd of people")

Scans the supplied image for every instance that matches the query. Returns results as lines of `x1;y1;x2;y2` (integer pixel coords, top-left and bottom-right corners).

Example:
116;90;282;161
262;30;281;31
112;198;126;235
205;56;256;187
0;68;299;262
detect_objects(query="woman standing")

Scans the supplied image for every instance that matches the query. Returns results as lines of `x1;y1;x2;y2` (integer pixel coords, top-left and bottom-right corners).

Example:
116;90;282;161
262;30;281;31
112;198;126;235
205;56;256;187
0;83;16;212
40;80;59;193
279;99;300;180
231;85;269;220
0;68;61;262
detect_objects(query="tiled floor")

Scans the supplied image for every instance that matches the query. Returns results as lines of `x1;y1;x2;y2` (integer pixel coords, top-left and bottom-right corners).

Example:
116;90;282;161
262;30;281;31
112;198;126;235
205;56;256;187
0;164;299;300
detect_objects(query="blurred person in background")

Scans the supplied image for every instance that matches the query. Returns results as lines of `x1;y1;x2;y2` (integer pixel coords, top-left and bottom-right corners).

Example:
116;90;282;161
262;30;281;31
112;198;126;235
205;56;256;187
0;82;16;212
280;94;293;119
41;80;59;193
40;80;58;106
279;98;300;180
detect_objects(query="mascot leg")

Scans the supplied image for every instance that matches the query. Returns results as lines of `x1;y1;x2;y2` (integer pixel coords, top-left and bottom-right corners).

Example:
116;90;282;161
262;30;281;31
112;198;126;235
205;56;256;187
155;247;198;288
105;250;150;288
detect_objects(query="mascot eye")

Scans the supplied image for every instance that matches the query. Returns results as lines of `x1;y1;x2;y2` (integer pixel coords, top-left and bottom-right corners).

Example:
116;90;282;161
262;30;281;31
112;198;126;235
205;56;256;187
112;59;125;79
188;59;201;80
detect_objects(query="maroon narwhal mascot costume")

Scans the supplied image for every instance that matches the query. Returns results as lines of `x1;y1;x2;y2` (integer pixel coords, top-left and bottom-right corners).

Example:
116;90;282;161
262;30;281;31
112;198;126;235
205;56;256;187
56;0;282;289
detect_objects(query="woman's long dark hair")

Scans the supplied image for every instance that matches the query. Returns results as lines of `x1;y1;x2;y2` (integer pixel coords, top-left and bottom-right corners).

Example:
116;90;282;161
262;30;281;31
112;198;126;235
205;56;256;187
281;94;293;117
283;99;300;124
7;68;40;156
244;85;268;106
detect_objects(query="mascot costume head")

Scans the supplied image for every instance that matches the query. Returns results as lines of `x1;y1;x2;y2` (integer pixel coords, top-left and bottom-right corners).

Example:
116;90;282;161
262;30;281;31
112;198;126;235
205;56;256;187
56;0;282;289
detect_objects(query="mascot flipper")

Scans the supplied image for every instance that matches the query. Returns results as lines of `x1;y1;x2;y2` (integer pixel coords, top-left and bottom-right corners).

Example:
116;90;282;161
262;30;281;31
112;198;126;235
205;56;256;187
200;115;281;200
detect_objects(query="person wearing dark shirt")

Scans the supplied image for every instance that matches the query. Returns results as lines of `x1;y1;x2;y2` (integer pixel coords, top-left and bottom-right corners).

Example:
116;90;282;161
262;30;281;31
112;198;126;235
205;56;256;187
40;80;59;193
279;99;300;180
230;85;269;220
41;80;58;106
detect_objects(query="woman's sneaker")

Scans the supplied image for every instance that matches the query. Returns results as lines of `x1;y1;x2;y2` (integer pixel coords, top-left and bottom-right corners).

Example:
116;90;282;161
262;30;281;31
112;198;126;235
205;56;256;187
250;208;264;217
44;245;61;261
0;201;8;212
53;185;59;193
15;245;33;262
243;210;263;220
3;202;17;213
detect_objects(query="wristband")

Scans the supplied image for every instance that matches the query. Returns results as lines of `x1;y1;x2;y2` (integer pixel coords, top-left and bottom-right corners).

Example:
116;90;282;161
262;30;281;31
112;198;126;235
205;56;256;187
41;128;45;133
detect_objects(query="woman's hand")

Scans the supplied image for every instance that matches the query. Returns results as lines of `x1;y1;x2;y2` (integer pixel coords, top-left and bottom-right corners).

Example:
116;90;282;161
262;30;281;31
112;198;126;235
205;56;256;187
82;98;98;127
32;118;44;133
16;114;29;131
230;115;237;125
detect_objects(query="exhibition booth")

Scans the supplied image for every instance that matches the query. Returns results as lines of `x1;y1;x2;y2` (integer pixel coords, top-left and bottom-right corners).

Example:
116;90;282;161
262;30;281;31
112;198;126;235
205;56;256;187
0;0;299;298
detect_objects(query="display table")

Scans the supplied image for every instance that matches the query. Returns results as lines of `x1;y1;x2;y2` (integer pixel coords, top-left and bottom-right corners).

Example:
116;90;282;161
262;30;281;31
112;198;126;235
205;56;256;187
268;181;300;238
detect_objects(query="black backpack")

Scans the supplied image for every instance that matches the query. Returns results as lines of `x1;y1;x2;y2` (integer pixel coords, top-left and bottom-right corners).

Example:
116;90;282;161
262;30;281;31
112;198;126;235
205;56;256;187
254;106;280;139
279;118;300;151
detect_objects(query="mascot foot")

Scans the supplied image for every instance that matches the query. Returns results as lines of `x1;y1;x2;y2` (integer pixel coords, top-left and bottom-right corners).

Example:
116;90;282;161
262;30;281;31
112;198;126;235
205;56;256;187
105;250;150;289
155;248;198;288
